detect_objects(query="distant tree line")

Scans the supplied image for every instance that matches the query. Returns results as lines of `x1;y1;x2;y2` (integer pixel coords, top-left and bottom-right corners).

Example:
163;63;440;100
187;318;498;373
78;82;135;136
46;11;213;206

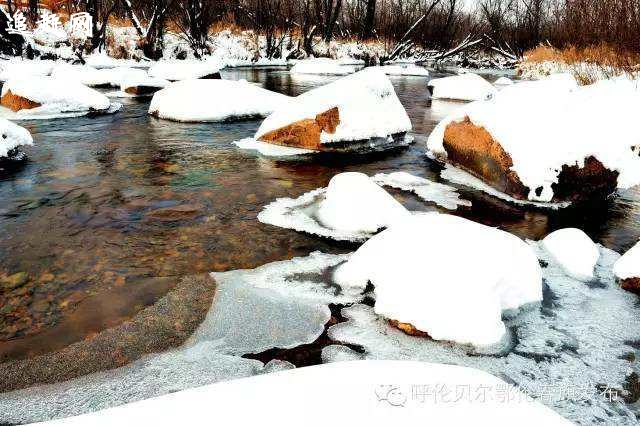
0;0;638;59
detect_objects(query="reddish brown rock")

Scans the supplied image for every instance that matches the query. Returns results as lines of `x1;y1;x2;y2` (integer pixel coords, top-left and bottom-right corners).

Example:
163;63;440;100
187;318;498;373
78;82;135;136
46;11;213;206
621;278;640;295
124;85;163;97
441;118;619;203
389;319;431;338
1;90;41;112
257;107;340;151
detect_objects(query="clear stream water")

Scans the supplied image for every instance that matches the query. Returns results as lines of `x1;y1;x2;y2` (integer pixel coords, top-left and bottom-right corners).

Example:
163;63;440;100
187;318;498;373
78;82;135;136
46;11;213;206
0;67;639;422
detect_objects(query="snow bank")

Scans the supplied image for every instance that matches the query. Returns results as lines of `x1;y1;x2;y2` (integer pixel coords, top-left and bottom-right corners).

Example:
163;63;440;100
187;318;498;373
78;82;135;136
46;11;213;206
428;73;497;101
50;64;112;87
372;171;470;210
613;241;640;280
427;75;640;202
541;229;599;281
149;80;289;122
258;172;411;242
289;58;356;76
1;76;112;117
42;361;568;426
0;59;54;82
148;60;222;81
255;68;412;145
380;64;429;77
0;118;33;158
327;244;640;423
333;213;542;346
494;76;514;86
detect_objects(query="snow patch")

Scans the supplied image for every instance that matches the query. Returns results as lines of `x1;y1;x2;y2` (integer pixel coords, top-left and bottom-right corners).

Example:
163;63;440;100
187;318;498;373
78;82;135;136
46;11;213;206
613;241;640;280
380;64;429;77
428;73;497;101
289;58;356;75
542;228;600;281
148;60;222;81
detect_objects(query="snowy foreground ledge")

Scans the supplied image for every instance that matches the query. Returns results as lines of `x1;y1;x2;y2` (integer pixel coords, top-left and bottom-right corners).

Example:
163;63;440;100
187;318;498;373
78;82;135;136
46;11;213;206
0;118;33;160
236;68;412;155
149;80;290;122
427;74;640;205
39;361;568;426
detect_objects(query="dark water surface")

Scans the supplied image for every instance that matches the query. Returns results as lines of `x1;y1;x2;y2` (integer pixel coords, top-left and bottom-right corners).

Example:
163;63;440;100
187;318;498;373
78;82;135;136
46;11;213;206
1;67;639;363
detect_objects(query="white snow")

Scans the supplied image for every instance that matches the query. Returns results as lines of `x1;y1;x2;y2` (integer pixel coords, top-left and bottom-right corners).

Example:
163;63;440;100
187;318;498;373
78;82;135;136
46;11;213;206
428;73;498;101
50;64;112;87
440;164;570;209
372;171;471;210
0;118;33;158
148;80;289;122
289;58;356;76
101;67;148;87
40;361;568;426
333;213;543;346
541;228;600;281
1;76;112;117
0;59;54;82
147;60;222;81
494;76;514;86
427;74;640;202
256;68;412;145
613;241;640;280
258;172;411;242
234;137;315;157
118;75;169;96
327;244;640;424
380;64;429;77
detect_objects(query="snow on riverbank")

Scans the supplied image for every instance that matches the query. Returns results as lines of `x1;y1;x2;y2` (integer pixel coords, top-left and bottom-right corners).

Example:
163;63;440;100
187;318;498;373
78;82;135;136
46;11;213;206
148;80;290;122
428;74;640;203
39;361;568;425
0;118;33;159
333;213;542;346
258;173;410;242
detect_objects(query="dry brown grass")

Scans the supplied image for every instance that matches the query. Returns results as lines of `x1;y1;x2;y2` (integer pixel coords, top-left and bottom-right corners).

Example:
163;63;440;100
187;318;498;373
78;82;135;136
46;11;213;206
522;44;640;84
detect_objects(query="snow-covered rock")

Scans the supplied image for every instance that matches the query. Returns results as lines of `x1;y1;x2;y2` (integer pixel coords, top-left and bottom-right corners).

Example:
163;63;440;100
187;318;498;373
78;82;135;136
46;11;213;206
101;67;149;87
0;59;54;82
50;64;112;87
258;172;411;242
613;241;640;294
148;80;289;122
427;75;640;204
0;76;112;118
254;68;412;151
542;228;599;281
428;73;497;101
0;118;33;160
380;64;429;77
148;60;222;81
333;213;542;346
494;76;514;86
289;58;356;76
372;171;470;210
42;361;568;426
118;75;169;97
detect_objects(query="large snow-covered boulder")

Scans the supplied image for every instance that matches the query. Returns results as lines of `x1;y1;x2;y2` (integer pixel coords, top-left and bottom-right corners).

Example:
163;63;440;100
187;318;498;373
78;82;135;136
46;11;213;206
427;75;640;205
149;80;289;122
428;73;497;101
148;60;222;81
289;58;355;76
253;68;412;152
333;213;543;346
258;172;411;242
0;77;112;117
613;241;640;295
0;118;33;161
542;228;599;281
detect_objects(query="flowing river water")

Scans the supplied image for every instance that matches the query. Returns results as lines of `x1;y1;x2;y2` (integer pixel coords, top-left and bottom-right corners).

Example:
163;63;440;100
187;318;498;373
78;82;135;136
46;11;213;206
0;67;639;423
